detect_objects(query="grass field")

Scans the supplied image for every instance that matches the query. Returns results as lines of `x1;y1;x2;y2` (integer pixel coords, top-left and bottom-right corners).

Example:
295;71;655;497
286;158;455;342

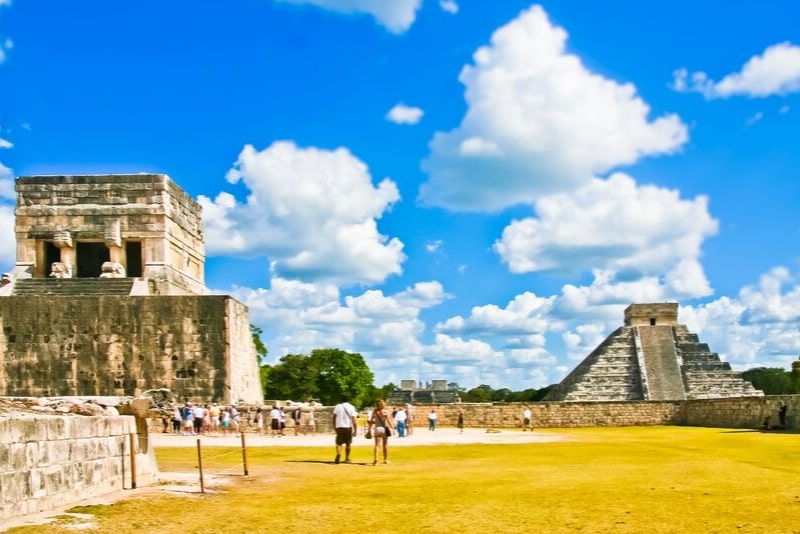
6;426;800;533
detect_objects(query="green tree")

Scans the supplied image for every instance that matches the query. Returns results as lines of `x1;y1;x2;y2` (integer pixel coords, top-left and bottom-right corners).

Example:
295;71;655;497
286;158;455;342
263;353;318;401
464;384;494;403
741;367;793;395
250;324;268;363
312;348;374;408
262;348;375;407
791;360;800;393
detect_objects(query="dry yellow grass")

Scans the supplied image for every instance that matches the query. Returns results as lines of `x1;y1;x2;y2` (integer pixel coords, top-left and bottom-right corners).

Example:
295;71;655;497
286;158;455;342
7;426;800;533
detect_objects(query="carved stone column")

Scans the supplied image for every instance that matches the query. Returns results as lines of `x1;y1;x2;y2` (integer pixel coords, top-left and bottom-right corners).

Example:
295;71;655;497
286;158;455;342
104;219;122;263
52;230;74;278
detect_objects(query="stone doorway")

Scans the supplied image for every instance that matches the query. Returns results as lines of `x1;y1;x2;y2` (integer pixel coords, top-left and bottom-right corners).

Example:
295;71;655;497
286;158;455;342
76;242;110;278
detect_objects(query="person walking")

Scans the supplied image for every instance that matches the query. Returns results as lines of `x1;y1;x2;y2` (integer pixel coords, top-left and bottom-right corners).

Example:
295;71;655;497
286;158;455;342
332;394;358;464
368;399;395;465
778;400;788;428
457;409;465;434
522;407;533;431
428;409;438;431
394;406;407;437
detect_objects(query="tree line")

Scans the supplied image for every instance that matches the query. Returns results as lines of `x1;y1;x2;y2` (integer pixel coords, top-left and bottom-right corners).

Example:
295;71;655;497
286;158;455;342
253;331;800;406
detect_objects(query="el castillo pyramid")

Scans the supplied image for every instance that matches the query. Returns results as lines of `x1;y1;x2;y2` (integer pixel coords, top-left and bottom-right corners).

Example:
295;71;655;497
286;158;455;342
544;303;763;402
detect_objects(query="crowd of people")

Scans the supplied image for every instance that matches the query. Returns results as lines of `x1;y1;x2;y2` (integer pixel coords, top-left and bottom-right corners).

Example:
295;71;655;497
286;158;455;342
161;401;317;437
162;398;544;468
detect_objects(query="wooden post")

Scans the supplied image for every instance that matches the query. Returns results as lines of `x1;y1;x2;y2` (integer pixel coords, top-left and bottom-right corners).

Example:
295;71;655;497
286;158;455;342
241;431;249;476
196;438;205;494
129;433;137;490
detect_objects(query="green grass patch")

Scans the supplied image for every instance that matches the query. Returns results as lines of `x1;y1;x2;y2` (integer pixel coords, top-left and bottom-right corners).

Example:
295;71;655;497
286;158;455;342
7;427;800;533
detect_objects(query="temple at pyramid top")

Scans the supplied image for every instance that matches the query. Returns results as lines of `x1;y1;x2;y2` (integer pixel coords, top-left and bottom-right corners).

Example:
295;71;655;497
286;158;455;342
8;174;206;295
545;303;763;402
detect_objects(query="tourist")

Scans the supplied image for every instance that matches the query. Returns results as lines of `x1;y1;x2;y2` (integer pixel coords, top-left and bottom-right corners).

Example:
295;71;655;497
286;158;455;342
220;407;231;435
209;402;221;434
368;399;395;465
522;407;533;431
254;407;264;435
230;405;241;436
293;406;303;436
192;403;205;435
406;403;416;436
202;403;212;434
181;402;194;436
394;406;407;437
428;409;438;431
269;405;282;437
457;409;465;434
332;394;358;464
171;406;182;433
778;401;788;428
304;407;316;436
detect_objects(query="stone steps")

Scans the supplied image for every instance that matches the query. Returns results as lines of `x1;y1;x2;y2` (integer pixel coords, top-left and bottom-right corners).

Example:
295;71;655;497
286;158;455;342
12;278;135;296
638;326;686;401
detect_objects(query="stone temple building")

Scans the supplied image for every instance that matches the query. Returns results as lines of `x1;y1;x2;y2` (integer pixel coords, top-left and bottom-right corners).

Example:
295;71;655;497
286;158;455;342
544;303;763;402
0;174;263;403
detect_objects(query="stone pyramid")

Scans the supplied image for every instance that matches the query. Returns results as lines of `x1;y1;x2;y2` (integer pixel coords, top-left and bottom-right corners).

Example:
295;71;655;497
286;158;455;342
544;303;763;402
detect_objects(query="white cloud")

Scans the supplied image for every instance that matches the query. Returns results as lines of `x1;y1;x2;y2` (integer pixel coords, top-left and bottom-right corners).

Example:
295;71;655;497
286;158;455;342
745;112;764;126
680;268;800;370
779;105;790;114
198;141;405;286
0;204;15;272
425;240;442;253
276;0;422;33
672;42;800;99
419;4;688;212
386;103;424;125
0;38;11;64
439;0;458;14
437;291;558;338
0;176;13;197
494;173;718;299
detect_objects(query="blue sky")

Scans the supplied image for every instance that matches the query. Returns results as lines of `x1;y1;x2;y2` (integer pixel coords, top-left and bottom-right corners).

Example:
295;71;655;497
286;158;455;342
1;1;799;391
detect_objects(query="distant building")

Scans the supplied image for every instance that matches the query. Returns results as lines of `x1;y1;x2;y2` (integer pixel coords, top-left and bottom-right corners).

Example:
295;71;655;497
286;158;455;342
389;378;460;404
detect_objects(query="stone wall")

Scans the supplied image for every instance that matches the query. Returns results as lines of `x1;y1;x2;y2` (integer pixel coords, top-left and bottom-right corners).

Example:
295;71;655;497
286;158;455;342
0;414;158;522
420;395;798;430
0;295;262;403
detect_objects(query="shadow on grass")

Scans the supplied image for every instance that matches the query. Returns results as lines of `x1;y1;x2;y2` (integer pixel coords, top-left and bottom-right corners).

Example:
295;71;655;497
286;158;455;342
286;460;372;466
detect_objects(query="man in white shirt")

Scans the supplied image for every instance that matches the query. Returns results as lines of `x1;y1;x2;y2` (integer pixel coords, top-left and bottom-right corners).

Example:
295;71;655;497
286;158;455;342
523;407;533;431
332;394;358;464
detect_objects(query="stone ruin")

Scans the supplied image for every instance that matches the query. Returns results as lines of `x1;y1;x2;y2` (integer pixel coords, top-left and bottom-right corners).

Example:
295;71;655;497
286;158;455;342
0;174;263;404
545;303;763;402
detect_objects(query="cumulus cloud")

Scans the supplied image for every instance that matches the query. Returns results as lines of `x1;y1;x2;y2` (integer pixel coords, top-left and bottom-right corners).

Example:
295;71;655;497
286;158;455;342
0;204;14;270
228;277;448;385
419;4;688;212
680;268;800;370
672;42;800;99
386;103;424;125
439;0;458;14
494;173;718;299
0;38;10;64
437;291;557;338
198;141;405;286
745;112;764;126
276;0;422;33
